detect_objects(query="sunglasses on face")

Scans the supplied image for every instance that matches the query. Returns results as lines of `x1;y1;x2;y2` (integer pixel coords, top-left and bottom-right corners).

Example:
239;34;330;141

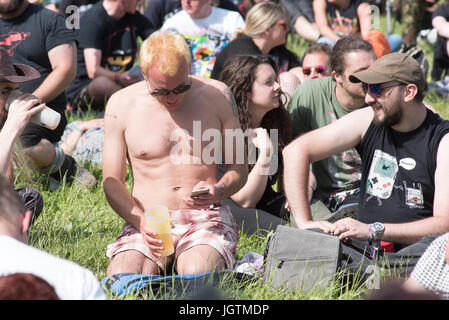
149;77;192;97
302;65;326;76
273;20;289;32
0;88;16;95
362;82;404;98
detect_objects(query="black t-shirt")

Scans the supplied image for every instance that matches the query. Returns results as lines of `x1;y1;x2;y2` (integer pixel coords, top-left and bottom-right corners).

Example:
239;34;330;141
356;109;449;224
66;1;154;99
432;5;449;63
0;4;77;112
211;35;300;80
211;35;261;79
58;0;99;16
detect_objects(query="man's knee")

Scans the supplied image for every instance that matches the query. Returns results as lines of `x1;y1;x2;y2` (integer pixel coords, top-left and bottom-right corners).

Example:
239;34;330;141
107;250;159;276
22;138;56;168
89;76;121;102
176;245;226;275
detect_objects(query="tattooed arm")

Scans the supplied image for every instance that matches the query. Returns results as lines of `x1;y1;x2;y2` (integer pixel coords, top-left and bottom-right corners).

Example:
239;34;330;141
32;42;77;103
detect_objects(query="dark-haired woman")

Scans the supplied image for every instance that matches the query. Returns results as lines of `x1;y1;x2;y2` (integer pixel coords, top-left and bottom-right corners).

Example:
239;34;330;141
218;54;292;234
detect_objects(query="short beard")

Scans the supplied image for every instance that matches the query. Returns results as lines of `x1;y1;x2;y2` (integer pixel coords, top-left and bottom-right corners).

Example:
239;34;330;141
0;0;25;14
373;105;403;127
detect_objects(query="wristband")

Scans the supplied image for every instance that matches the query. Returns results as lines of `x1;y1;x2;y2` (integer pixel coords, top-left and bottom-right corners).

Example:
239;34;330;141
113;72;120;85
216;183;225;203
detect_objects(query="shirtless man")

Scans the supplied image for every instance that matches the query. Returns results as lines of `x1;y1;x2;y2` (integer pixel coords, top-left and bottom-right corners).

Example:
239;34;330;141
103;31;247;276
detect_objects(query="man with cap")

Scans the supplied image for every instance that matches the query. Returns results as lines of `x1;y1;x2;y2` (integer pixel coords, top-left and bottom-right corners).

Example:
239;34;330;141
283;52;449;268
0;51;47;223
0;0;96;190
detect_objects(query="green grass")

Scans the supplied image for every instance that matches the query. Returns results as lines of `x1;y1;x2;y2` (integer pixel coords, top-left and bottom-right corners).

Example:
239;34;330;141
13;16;449;300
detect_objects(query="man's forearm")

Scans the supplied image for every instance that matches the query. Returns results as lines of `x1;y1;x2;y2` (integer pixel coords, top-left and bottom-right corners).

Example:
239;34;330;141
103;177;144;230
217;164;248;200
33;67;76;103
282;144;313;227
0;126;20;176
383;216;449;245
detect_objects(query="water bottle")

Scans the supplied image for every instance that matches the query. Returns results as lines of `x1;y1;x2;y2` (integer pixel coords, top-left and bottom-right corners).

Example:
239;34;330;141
4;90;61;130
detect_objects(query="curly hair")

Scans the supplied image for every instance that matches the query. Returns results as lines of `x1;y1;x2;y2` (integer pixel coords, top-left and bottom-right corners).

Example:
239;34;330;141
218;55;292;186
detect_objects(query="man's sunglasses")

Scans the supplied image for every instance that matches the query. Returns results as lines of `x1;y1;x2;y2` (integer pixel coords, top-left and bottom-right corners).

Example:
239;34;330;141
0;88;16;95
303;65;326;76
275;21;289;31
362;82;404;98
150;77;192;97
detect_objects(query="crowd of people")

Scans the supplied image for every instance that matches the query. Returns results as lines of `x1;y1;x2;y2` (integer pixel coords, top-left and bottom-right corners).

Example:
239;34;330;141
1;0;449;300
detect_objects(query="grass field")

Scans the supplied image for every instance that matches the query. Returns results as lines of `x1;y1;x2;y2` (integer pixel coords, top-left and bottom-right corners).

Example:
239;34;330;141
13;18;449;300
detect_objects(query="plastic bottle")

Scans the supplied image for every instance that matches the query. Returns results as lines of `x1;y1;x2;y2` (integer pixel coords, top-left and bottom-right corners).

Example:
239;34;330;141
5;90;61;130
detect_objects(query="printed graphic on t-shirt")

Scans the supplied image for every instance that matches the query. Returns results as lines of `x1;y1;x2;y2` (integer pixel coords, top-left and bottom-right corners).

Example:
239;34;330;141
183;33;230;78
103;28;136;72
405;184;424;209
366;149;424;208
0;31;31;56
105;50;134;72
366;150;398;200
330;16;357;36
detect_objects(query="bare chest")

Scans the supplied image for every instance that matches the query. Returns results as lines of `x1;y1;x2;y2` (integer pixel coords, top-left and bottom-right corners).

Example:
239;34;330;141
125;108;222;162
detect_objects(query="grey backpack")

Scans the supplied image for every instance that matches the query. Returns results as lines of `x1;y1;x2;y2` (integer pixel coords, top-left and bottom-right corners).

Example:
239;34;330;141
263;225;342;293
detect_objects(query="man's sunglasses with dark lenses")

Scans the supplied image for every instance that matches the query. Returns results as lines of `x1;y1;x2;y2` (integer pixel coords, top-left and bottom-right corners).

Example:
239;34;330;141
150;78;192;97
362;82;404;98
302;65;326;76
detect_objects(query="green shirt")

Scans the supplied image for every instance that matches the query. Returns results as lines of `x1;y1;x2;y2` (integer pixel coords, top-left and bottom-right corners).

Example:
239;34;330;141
287;77;362;201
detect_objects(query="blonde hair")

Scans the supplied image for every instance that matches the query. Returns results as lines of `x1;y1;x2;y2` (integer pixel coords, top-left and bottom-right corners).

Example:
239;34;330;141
139;31;191;77
236;1;288;38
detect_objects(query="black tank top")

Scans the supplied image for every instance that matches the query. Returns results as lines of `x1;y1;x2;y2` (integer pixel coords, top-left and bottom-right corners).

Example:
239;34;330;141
356;108;449;224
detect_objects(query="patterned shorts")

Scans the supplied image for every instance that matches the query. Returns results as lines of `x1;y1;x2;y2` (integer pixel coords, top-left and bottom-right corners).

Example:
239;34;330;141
106;206;239;269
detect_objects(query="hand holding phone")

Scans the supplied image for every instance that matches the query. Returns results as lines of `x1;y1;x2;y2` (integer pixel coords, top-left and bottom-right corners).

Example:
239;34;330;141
191;188;210;197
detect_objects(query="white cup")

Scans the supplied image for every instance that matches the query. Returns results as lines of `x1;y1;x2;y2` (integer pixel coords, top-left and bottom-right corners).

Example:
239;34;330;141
5;90;61;130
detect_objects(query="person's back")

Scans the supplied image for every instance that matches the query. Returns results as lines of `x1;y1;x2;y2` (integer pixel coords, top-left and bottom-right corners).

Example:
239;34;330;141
0;236;106;300
0;177;107;300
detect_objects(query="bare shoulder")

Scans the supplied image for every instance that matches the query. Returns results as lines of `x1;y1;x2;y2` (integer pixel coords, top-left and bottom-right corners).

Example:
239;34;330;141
437;132;449;155
104;81;147;125
192;76;239;118
347;106;374;137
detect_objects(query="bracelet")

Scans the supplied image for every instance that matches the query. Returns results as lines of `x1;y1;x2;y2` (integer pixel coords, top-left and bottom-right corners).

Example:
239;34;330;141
216;183;225;203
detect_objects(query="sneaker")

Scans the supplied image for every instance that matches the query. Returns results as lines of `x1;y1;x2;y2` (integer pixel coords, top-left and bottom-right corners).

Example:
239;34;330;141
15;187;44;225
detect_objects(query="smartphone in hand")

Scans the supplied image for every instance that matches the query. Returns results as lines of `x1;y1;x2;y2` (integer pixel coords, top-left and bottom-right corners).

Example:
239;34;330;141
191;188;210;197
